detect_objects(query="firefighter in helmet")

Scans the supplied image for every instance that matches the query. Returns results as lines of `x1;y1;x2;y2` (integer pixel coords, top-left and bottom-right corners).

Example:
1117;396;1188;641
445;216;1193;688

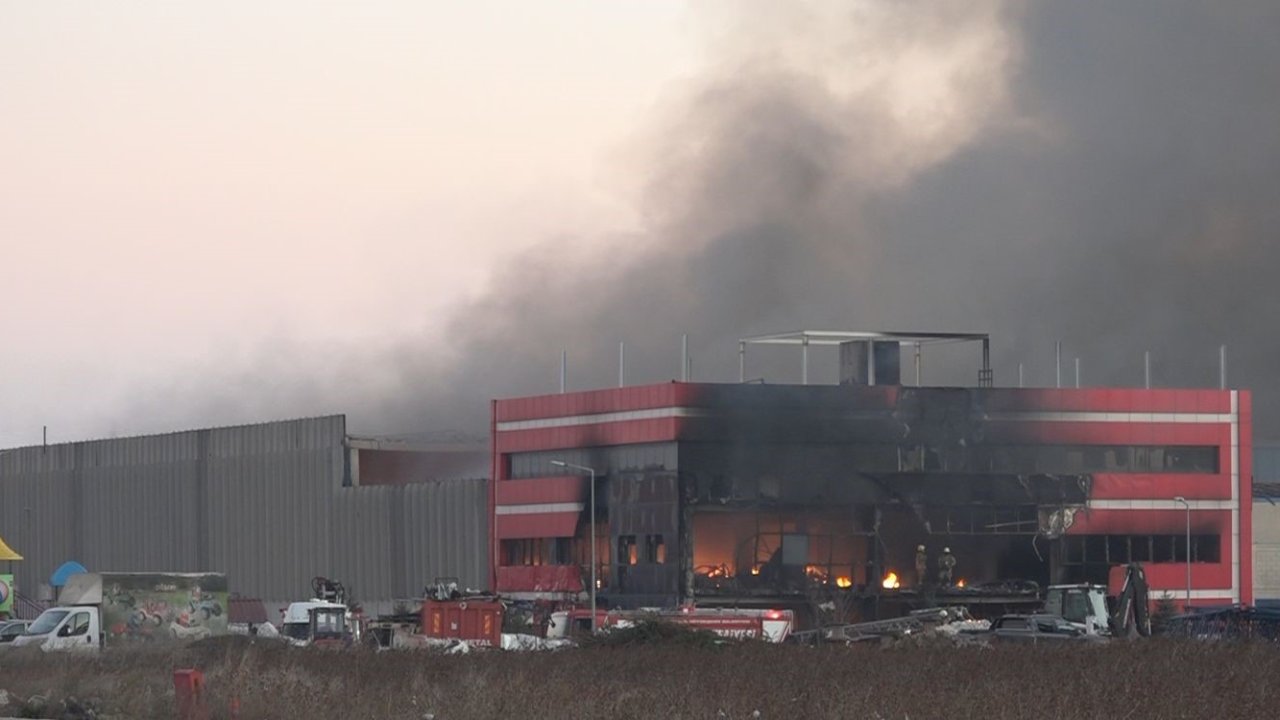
914;545;928;587
938;547;957;586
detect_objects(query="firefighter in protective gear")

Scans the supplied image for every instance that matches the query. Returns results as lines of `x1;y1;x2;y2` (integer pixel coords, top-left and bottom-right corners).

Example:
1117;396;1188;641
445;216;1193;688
938;547;957;585
914;545;928;587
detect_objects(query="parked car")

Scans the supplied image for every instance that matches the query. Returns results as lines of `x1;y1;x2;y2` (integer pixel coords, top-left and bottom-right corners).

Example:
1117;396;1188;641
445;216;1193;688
988;614;1104;644
0;620;31;646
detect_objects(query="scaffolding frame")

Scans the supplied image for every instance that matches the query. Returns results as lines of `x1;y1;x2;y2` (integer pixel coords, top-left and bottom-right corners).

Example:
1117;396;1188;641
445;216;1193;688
738;330;993;387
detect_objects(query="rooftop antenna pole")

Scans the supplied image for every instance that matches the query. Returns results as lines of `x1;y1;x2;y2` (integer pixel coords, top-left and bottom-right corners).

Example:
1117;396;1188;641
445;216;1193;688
560;350;567;394
681;334;689;382
1145;351;1151;389
1055;342;1062;389
867;340;877;386
1220;344;1227;389
738;341;746;383
981;337;992;387
1075;358;1081;388
618;341;625;388
801;334;809;385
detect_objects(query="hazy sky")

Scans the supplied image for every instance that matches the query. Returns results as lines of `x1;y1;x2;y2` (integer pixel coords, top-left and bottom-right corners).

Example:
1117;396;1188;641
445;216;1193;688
0;1;696;445
5;1;1279;446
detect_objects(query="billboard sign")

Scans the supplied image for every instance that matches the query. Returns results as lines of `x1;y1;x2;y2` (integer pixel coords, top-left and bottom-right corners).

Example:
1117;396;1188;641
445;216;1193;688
0;574;13;615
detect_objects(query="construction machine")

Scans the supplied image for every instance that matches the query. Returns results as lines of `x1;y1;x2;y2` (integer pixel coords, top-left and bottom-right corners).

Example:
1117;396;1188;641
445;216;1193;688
1043;562;1151;638
281;577;358;648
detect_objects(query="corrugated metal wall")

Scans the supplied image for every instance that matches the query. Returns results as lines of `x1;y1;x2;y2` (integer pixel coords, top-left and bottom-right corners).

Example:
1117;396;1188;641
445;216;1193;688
329;480;489;607
1255;445;1280;482
0;416;488;613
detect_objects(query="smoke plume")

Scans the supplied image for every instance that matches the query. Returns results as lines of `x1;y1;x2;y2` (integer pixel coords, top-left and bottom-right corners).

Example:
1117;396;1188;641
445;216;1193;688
124;0;1280;440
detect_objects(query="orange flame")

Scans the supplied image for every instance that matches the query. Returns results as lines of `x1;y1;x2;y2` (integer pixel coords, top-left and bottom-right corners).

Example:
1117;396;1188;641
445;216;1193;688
956;578;966;588
881;572;901;589
835;576;852;589
805;565;830;582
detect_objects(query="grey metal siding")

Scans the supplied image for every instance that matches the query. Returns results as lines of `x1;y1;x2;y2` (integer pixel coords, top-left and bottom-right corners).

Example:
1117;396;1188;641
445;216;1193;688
402;479;489;593
328;478;490;605
0;415;487;614
1255;445;1280;482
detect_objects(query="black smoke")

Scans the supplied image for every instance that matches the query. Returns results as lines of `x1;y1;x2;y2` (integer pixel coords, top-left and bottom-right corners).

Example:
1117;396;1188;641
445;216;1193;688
123;1;1280;440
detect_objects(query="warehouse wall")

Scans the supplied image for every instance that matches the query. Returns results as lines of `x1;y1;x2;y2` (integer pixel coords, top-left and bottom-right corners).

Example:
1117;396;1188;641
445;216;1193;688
1252;500;1280;603
1253;445;1280;603
0;415;488;617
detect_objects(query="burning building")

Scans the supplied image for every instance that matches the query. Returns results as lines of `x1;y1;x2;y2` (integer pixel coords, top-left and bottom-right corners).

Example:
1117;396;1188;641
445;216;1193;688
490;332;1252;615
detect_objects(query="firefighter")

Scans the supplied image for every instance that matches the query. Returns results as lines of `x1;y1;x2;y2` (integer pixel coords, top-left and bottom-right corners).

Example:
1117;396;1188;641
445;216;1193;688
938;547;957;586
914;545;928;587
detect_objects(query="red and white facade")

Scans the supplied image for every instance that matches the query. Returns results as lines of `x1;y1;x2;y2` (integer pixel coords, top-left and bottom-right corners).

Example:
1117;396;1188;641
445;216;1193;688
491;383;1253;607
983;388;1252;606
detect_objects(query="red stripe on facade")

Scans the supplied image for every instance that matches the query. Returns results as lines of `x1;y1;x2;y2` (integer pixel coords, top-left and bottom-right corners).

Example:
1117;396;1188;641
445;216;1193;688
1239;393;1253;604
495;418;681;454
496;512;581;539
495;383;693;423
1068;508;1231;537
489;399;499;591
1109;563;1233;596
495;476;586;505
1089;474;1233;501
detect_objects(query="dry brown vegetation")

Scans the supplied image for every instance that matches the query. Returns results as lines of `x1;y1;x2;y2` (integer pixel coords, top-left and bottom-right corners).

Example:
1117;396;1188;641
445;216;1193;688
0;636;1276;719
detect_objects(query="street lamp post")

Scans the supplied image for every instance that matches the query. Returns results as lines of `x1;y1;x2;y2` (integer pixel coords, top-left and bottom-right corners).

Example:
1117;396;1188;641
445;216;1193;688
551;460;598;633
1174;496;1191;612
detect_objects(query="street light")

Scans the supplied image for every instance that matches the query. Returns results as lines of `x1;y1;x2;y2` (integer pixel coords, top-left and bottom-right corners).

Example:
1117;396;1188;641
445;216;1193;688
551;460;599;633
1173;496;1191;612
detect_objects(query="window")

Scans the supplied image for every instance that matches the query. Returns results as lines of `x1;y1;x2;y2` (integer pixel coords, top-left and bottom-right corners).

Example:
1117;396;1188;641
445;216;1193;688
645;535;666;564
973;445;1220;475
617;536;638;566
66;613;90;637
502;538;575;566
503;539;535;566
1131;535;1152;562
1063;534;1221;567
1196;534;1220;562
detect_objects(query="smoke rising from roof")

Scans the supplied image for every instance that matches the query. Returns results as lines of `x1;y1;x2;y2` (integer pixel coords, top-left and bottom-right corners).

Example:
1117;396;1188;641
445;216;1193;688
124;0;1280;439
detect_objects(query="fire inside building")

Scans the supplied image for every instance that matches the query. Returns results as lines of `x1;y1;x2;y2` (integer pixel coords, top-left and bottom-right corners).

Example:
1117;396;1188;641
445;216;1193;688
491;332;1251;621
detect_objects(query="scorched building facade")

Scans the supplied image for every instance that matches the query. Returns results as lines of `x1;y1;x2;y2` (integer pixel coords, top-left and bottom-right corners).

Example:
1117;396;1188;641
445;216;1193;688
492;375;1252;612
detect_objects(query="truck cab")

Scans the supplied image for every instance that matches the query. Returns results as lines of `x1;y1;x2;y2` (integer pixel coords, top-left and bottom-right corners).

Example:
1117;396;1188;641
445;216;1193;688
281;600;353;647
1043;563;1151;638
1043;584;1111;636
12;606;102;652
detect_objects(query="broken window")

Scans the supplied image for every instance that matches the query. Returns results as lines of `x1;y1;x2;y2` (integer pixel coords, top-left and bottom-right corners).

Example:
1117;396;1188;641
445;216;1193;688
501;538;575;566
1131;535;1152;562
502;539;535;566
972;444;1219;474
1107;536;1129;564
1062;534;1221;568
645;534;666;564
617;535;638;566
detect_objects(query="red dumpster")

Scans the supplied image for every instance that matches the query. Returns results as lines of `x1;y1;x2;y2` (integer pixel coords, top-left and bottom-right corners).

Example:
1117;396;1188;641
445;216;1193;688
421;599;503;647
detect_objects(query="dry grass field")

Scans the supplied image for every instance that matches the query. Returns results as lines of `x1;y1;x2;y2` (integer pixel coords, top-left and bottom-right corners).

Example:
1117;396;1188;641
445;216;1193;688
0;634;1275;719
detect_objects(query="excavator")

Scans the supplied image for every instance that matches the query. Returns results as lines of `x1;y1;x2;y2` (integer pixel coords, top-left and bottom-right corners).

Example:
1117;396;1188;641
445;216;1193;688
1043;562;1151;638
